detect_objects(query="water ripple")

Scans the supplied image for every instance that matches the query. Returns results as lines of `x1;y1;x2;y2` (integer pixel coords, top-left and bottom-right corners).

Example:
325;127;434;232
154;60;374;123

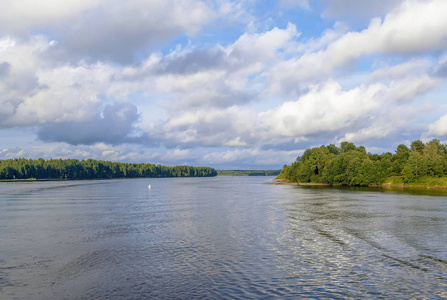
0;178;446;298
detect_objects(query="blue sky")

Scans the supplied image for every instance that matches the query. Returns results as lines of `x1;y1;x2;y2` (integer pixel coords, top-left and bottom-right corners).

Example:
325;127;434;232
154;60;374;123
1;0;447;169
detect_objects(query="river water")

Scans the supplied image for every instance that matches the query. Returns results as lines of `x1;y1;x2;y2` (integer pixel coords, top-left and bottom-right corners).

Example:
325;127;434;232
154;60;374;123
0;177;446;299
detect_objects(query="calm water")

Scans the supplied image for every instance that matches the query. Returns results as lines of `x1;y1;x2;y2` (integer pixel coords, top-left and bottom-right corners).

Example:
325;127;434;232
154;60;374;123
1;177;447;299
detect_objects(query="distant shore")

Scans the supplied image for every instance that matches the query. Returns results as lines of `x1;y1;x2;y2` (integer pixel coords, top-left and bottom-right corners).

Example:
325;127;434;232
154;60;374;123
217;170;281;176
271;179;330;186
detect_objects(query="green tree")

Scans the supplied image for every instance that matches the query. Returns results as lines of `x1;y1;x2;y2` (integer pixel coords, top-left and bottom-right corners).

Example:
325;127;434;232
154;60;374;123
410;140;425;154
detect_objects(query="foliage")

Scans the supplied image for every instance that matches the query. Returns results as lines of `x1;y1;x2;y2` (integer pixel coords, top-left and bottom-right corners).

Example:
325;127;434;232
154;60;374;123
277;139;447;187
0;158;217;180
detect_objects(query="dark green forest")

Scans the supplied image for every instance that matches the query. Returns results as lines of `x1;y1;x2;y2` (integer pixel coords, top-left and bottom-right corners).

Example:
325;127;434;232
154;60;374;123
277;139;447;187
217;170;280;176
0;158;217;180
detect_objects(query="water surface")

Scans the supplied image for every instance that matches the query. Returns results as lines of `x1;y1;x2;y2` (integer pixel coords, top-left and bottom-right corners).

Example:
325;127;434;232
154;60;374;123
1;177;446;299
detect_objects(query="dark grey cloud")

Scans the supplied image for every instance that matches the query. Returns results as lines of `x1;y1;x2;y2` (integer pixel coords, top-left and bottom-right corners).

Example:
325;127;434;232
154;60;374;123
0;62;11;77
153;46;261;110
109;48;230;82
175;88;256;110
155;45;254;77
157;48;227;75
0;99;22;121
37;102;140;145
9;73;42;94
434;61;447;77
48;20;159;64
41;1;212;64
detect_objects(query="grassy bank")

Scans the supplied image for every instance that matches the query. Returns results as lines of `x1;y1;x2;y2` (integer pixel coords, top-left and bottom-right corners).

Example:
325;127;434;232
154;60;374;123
380;176;447;189
273;176;447;190
0;178;38;182
0;178;77;182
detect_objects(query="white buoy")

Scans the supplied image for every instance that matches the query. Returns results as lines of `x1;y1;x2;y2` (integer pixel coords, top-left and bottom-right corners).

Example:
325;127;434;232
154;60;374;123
148;184;151;189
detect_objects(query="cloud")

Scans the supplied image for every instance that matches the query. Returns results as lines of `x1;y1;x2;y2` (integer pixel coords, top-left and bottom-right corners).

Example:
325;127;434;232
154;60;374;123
0;0;101;34
0;145;91;161
156;21;299;77
340;126;394;144
0;0;446;169
0;142;301;169
368;59;432;82
153;73;438;149
157;47;228;75
0;62;11;77
0;143;154;163
425;114;447;137
11;19;437;151
229;23;299;63
154;106;253;148
0;36;50;127
377;75;437;103
37;102;140;145
270;0;447;95
259;80;382;138
319;0;405;24
201;148;303;168
0;55;102;128
262;75;436;143
0;36;151;129
155;24;299;109
328;0;447;57
279;0;310;10
337;109;411;145
433;59;447;77
0;0;215;64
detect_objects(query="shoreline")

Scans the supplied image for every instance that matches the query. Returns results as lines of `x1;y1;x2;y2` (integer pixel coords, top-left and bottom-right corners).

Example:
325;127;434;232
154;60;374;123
378;182;447;190
272;179;447;190
0;176;217;182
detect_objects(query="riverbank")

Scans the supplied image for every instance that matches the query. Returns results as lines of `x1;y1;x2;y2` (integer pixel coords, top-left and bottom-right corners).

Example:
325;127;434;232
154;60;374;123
273;178;447;190
379;183;447;190
0;178;38;182
380;176;447;190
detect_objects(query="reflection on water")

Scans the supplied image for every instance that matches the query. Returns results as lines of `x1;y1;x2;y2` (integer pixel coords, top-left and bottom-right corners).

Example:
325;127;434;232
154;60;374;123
0;177;446;299
277;186;447;298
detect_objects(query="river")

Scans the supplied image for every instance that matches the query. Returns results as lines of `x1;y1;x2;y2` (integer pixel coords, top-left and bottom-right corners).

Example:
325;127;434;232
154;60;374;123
1;177;446;299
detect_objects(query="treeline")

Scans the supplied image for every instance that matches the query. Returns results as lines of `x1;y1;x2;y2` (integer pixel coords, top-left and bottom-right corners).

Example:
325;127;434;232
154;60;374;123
277;139;447;186
217;170;281;176
0;158;217;180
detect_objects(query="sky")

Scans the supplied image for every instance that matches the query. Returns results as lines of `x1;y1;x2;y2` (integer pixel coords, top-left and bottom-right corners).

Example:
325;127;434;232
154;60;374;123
1;0;447;169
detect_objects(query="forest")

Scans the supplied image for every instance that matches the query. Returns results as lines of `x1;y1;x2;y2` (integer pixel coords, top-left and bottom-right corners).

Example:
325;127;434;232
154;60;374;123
0;158;217;180
277;139;447;187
